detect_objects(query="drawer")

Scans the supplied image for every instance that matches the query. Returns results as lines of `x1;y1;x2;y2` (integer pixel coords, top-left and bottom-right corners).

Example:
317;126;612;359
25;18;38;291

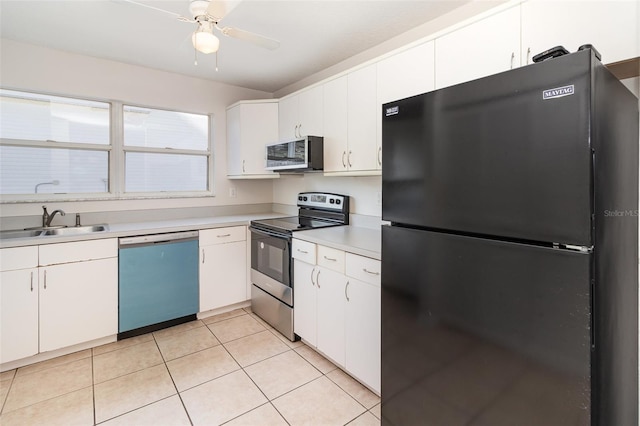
346;253;380;286
292;239;316;264
317;245;345;273
39;238;118;266
0;246;38;271
200;226;246;245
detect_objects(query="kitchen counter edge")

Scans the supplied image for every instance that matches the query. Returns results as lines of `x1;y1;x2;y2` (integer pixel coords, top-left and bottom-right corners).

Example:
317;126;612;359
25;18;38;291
0;213;284;249
293;225;381;260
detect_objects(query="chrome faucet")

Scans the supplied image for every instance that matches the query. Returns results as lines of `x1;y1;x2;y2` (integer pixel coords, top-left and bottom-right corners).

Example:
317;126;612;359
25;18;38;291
42;205;66;227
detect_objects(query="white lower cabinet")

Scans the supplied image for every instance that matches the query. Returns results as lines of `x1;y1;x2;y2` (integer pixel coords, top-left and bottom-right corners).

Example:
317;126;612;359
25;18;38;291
345;254;381;393
293;258;317;346
199;227;247;312
1;267;39;363
316;266;347;366
292;238;381;394
1;240;118;364
39;257;118;352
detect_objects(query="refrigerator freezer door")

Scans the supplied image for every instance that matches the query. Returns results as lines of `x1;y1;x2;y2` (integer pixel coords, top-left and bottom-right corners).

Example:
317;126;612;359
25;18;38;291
382;50;594;246
381;225;592;425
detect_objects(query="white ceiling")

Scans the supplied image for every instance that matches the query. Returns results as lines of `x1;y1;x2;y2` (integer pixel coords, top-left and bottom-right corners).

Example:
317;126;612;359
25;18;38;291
0;0;469;93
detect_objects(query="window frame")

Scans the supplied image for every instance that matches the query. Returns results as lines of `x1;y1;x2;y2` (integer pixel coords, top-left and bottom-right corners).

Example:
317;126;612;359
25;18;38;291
0;90;215;203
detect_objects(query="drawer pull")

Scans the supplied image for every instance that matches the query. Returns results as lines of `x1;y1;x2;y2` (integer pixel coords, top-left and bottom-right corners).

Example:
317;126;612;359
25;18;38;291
217;234;231;238
363;268;380;276
297;249;308;254
323;255;337;262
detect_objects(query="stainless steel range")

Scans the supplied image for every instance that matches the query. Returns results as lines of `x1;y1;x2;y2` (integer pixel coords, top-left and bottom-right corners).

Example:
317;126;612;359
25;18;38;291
249;192;350;341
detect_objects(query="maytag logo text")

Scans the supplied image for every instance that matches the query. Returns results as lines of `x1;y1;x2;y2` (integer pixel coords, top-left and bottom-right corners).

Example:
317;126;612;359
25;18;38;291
386;106;399;116
543;85;575;100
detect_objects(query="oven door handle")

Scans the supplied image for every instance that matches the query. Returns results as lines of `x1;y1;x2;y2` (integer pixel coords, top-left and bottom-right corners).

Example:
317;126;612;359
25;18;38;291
249;226;290;240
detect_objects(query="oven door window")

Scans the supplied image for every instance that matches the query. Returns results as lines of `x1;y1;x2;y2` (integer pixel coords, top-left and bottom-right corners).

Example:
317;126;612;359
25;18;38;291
251;230;290;286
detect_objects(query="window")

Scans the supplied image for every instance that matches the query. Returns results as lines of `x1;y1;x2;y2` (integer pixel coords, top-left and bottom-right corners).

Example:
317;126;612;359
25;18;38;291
0;89;110;196
0;90;213;199
123;106;210;193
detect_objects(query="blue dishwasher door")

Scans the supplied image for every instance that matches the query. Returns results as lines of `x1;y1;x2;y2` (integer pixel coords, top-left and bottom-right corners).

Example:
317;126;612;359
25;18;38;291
119;235;199;333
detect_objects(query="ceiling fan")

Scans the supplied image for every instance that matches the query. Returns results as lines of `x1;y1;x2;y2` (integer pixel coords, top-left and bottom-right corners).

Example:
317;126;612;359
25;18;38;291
120;0;280;59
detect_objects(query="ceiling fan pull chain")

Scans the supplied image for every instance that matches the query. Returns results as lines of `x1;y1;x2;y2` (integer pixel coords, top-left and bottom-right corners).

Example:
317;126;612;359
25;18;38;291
194;44;198;66
215;51;219;72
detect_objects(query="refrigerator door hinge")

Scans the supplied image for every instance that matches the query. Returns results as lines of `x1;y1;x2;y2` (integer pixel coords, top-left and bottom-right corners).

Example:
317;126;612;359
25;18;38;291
563;244;593;253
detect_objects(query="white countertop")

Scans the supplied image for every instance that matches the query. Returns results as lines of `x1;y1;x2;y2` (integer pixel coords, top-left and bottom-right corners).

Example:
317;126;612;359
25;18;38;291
293;225;381;260
0;212;284;249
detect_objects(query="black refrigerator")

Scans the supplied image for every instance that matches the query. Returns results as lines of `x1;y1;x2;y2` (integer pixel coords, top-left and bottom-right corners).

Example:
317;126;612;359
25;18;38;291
381;48;638;425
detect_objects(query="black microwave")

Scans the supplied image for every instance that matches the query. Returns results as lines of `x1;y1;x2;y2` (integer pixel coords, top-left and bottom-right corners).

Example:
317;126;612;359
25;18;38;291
265;136;323;171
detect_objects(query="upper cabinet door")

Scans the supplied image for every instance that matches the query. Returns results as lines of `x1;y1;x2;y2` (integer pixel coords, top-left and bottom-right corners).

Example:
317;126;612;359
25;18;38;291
435;6;521;90
323;76;349;173
298;86;324;138
377;40;436;105
348;64;378;172
278;96;299;141
521;0;639;66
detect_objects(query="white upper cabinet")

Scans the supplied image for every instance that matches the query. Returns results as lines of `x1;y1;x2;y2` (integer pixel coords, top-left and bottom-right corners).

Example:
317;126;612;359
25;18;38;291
435;6;521;90
348;64;379;172
521;0;639;66
377;41;436;105
278;86;323;141
226;100;279;178
323;76;349;173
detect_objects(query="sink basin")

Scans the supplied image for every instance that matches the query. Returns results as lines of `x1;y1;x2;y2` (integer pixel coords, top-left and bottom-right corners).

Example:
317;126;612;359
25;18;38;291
41;225;108;236
0;225;109;240
0;229;47;239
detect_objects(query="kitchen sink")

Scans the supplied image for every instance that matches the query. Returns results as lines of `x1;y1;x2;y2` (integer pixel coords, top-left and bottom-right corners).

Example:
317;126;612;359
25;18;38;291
0;225;109;240
41;225;108;236
0;229;49;239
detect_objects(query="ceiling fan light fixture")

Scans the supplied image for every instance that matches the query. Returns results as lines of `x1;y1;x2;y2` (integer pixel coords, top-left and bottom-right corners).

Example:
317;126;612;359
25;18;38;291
192;26;220;54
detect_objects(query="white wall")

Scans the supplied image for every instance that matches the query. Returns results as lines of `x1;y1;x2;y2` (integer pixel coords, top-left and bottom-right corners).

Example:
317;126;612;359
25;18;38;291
0;38;275;218
273;174;381;217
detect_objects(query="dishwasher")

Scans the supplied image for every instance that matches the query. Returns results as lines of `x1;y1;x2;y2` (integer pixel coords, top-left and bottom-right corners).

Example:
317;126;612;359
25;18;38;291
118;231;199;339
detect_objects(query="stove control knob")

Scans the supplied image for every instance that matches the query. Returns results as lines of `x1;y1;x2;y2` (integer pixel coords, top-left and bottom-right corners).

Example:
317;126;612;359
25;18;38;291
329;199;335;204
303;196;308;201
298;196;303;201
336;199;341;205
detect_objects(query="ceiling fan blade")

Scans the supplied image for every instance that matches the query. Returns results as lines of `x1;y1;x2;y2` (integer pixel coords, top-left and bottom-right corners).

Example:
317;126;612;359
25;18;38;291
113;0;192;21
206;0;240;22
220;26;280;50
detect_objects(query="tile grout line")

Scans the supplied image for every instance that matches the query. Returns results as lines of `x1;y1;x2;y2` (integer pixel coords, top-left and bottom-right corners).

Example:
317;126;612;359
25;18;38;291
152;332;195;425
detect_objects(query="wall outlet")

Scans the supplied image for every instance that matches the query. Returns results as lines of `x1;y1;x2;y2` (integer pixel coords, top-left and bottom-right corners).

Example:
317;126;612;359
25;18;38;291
229;187;237;198
376;192;382;205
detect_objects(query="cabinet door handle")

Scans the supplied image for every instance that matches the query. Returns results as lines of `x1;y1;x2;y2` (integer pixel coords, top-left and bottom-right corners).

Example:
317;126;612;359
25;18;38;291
526;47;531;65
242;160;246;173
378;146;382;166
217;234;231;238
323;255;337;262
202;248;205;264
310;266;316;286
316;269;321;288
44;270;47;289
298;124;303;138
347;151;353;168
363;268;380;276
342;151;347;168
510;52;515;69
30;271;34;292
345;281;350;301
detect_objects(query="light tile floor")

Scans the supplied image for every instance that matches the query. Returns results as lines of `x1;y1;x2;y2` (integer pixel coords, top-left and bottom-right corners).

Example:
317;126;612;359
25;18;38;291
0;307;381;425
